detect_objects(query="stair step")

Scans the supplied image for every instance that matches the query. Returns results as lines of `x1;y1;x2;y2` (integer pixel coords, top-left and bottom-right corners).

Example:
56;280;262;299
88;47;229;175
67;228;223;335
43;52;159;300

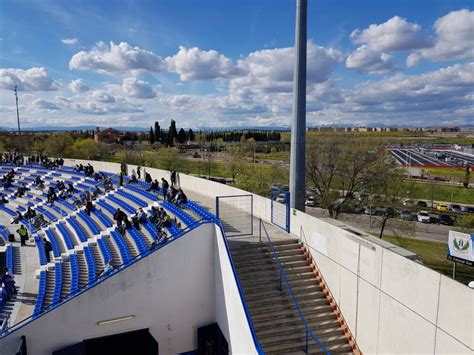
250;298;332;321
231;239;299;251
254;307;336;330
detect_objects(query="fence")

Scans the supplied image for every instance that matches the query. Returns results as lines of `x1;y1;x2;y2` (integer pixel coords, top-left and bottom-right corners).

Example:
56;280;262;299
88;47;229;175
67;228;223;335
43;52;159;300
215;195;253;237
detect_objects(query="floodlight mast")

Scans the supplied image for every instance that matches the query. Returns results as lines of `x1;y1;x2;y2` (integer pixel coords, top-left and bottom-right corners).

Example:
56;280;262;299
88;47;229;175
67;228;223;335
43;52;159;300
14;85;22;153
289;0;307;212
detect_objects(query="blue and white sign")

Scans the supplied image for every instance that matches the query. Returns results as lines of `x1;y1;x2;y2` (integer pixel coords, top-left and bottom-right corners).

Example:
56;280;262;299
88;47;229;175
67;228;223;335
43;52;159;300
447;230;474;267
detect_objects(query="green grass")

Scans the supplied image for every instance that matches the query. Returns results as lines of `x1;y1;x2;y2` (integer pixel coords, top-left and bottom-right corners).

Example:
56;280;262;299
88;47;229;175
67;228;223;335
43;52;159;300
403;181;474;204
383;235;473;286
425;167;469;181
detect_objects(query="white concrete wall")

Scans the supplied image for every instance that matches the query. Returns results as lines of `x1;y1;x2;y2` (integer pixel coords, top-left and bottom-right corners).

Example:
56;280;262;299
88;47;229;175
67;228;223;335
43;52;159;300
291;210;474;354
0;223;255;354
214;224;259;354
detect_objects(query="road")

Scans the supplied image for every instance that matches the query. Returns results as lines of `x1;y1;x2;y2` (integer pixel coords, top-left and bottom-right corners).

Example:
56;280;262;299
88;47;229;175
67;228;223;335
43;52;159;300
305;207;452;244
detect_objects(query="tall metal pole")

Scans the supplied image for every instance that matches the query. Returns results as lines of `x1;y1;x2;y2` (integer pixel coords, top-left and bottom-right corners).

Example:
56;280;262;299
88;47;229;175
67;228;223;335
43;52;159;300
289;0;307;212
14;85;21;136
14;85;22;154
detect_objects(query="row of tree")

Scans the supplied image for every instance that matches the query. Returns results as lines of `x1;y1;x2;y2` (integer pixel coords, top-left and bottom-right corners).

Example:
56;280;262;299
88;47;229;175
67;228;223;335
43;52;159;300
148;121;195;146
204;131;281;142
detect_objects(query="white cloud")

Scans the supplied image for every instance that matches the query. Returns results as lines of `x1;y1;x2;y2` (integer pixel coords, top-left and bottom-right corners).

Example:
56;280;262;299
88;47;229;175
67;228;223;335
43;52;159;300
345;45;397;74
231;41;342;94
32;98;60;110
165;46;246;80
419;9;474;61
0;67;60;91
61;38;79;46
121;77;156;98
406;53;422;68
90;90;115;103
69;79;89;93
351;16;432;52
69;41;166;74
345;62;474;116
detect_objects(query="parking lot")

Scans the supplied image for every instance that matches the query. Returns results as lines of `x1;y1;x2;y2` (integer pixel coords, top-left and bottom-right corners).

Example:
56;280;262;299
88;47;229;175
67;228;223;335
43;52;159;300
389;148;474;168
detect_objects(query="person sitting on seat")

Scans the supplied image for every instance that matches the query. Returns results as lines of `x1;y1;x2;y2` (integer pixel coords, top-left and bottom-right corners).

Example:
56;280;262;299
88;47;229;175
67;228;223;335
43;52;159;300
132;208;147;229
0;195;7;205
46;186;55;202
14;185;26;198
43;237;52;263
25;207;36;220
98;260;114;278
0;268;17;296
144;172;152;183
113;208;127;225
92;186;101;199
12;211;23;224
67;183;75;194
147;179;159;192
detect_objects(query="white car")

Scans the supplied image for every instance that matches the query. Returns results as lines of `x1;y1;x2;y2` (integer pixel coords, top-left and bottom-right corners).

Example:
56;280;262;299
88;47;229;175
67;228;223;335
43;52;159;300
305;196;317;207
417;211;431;223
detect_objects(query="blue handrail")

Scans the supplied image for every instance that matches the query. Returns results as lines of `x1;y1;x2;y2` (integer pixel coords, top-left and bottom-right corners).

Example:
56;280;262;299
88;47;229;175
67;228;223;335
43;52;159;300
259;219;330;354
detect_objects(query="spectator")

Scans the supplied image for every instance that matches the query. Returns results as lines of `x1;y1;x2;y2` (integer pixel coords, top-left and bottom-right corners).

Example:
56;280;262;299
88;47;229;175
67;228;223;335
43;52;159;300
12;211;23;224
43;237;52;263
132;208;147;229
85;201;95;216
0;268;17;295
25;207;36;220
170;170;177;187
147;179;159;192
119;171;124;187
16;225;28;246
161;178;169;199
92;186;101;199
98;260;114;278
67;183;75;194
144;172;152;183
137;166;141;180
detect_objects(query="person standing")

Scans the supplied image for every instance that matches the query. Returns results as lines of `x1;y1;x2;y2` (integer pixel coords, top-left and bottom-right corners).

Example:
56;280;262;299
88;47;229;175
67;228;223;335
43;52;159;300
137;166;141;180
43;237;52;263
161;178;169;200
170;170;176;187
16;225;28;246
119;171;124;187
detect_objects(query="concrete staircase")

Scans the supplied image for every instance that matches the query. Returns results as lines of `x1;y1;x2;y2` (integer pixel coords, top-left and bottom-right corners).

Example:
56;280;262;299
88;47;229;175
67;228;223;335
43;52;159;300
230;239;357;354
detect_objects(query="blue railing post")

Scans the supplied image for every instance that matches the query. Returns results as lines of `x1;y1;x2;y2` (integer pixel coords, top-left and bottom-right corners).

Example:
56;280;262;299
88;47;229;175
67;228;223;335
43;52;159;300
305;329;309;353
279;267;283;291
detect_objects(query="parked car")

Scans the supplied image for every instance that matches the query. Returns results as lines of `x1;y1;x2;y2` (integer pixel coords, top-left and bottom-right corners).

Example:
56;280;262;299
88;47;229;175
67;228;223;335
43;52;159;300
439;214;454;226
353;205;365;214
275;193;287;204
416;201;428;208
358;192;369;201
449;204;462;213
400;209;413;221
436;204;448;212
305;196;318;207
365;206;377;215
417;211;431;223
403;199;414;206
461;206;474;213
385;207;396;218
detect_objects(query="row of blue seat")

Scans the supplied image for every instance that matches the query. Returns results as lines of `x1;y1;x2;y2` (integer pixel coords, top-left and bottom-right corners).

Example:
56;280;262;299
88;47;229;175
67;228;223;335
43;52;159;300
184;201;214;220
107;195;135;214
161;200;195;227
6;245;13;276
125;184;158;201
33;271;46;315
77;211;101;235
45;229;61;257
83;246;97;285
127;228;148;254
93;209;113;228
97;238;113;264
34;236;47;266
69;254;79;295
51;262;62;305
116;189;147;208
57;222;76;249
66;217;87;244
110;230;131;264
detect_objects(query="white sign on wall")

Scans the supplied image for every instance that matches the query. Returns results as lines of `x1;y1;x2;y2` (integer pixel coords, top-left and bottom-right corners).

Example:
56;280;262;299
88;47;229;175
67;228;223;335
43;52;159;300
447;230;474;267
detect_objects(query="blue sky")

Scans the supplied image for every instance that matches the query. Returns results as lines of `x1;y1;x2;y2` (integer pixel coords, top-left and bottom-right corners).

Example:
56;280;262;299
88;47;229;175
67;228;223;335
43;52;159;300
0;0;473;129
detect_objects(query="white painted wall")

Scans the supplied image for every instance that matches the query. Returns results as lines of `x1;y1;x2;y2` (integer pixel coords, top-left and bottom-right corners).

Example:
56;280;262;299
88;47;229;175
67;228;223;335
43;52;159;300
291;210;474;354
0;222;257;355
214;224;259;354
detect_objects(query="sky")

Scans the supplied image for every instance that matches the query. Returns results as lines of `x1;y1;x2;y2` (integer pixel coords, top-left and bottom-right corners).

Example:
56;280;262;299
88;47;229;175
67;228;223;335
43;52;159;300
0;0;473;129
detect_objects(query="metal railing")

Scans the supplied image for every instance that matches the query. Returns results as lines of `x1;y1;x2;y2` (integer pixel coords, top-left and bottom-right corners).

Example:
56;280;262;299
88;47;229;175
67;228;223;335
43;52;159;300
259;219;330;354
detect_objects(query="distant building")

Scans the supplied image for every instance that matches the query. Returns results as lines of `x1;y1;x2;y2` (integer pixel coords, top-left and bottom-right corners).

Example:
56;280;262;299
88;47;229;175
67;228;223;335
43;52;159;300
94;127;121;144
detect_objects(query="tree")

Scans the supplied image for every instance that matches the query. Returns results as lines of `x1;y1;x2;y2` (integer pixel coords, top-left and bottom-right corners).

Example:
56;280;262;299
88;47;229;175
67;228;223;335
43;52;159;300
178;128;187;144
463;165;470;188
226;147;242;182
168;120;178;147
188;129;195;142
456;214;474;233
149;127;155;144
306;136;399;219
44;133;74;157
156;147;180;171
154;122;161;143
66;139;105;160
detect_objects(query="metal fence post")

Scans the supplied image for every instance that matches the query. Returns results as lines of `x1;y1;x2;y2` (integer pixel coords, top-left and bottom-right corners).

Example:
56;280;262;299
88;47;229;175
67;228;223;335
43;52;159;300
259;219;262;243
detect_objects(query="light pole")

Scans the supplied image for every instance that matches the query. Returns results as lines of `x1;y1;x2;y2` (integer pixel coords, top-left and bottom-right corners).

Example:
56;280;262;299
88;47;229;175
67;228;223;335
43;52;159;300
14;85;22;154
289;0;307;212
